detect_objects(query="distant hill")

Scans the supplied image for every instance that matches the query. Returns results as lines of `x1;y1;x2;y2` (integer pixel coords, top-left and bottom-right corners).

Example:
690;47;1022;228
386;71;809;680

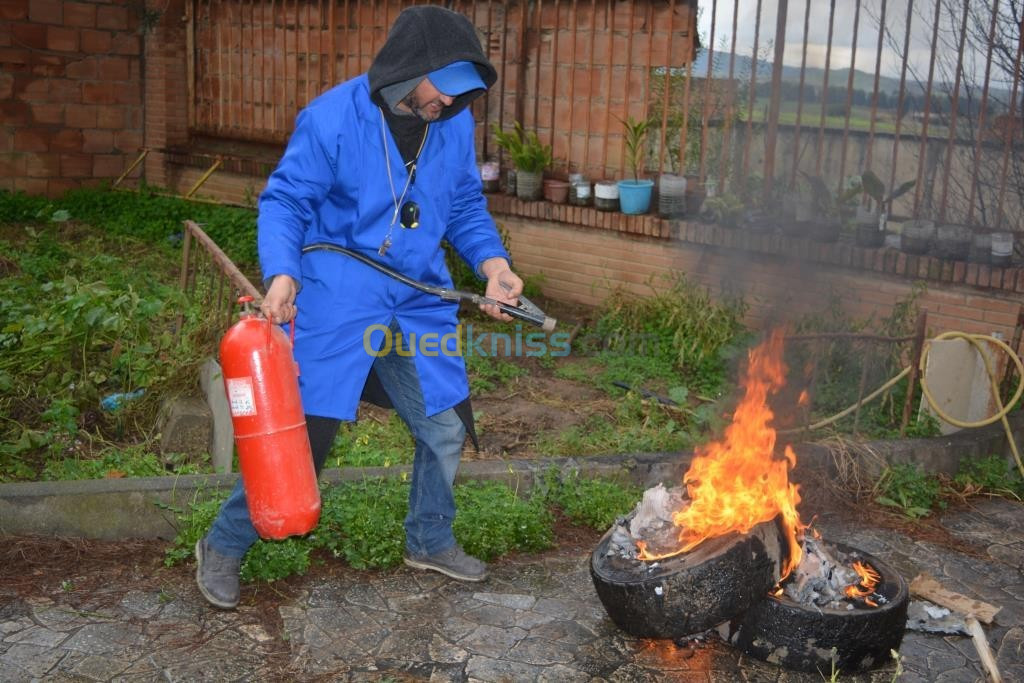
691;50;912;96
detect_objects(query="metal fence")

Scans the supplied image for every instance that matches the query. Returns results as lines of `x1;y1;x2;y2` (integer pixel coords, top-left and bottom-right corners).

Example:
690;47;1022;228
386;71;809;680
175;220;261;347
185;0;1023;231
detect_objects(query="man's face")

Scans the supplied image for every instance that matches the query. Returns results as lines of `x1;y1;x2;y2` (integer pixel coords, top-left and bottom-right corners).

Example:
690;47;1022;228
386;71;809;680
401;79;455;122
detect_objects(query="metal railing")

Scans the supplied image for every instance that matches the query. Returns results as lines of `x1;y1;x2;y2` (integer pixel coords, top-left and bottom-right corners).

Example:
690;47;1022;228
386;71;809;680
176;220;261;348
184;0;1023;231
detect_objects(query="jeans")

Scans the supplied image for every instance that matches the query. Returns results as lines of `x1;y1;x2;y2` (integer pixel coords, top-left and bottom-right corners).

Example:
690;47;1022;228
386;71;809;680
205;319;466;559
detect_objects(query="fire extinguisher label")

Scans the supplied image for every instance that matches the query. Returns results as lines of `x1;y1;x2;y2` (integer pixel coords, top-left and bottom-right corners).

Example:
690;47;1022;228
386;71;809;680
226;377;257;417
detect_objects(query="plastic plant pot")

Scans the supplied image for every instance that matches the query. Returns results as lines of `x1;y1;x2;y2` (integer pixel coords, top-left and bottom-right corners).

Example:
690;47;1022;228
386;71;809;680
617;179;654;215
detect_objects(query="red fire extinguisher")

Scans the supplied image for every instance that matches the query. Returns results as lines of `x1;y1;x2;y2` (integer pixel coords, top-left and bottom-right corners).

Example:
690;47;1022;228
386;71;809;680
219;295;320;539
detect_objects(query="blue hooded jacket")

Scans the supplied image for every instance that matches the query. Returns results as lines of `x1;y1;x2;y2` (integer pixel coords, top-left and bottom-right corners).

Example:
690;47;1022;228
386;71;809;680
257;8;508;421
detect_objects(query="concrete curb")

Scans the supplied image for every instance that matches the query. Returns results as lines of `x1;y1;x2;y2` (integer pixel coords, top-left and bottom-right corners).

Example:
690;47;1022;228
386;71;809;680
2;413;1022;540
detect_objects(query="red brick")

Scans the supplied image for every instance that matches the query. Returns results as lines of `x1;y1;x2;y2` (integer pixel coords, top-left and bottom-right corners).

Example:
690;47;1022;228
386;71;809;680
24;152;59;176
63;2;96;27
13;127;48;151
28;0;60;23
65;103;97;127
96;106;125;129
0;153;28;177
110;32;140;56
47;178;82;196
113;129;141;151
60;153;92;177
92;153;127;178
30;102;63;124
80;29;112;54
48;78;81;102
12;23;47;50
47;26;79;52
65;57;98;80
96;4;130;30
82;128;113;152
14;177;48;195
95;55;131;81
0;0;28;20
50;128;83;152
82;81;119;105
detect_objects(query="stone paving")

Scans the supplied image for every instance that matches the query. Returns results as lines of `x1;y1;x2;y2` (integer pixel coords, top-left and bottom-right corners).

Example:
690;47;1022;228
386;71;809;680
1;497;1021;682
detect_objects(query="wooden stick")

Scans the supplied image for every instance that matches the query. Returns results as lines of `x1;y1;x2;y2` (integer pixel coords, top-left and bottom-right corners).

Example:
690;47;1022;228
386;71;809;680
910;573;1004;683
966;616;1002;683
909;573;1001;624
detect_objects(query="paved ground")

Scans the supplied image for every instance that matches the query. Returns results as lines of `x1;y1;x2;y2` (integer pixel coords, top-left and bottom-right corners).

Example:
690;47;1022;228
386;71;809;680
1;497;1021;682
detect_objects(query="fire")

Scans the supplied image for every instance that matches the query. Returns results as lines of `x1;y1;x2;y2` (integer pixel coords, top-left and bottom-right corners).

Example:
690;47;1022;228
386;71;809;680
637;329;806;578
844;560;881;606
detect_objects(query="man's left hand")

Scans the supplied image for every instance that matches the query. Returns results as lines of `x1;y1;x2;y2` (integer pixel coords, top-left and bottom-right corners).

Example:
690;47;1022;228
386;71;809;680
478;257;524;322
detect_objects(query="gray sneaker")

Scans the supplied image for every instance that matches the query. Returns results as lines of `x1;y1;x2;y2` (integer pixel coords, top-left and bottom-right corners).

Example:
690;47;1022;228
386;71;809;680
195;538;241;609
403;544;488;582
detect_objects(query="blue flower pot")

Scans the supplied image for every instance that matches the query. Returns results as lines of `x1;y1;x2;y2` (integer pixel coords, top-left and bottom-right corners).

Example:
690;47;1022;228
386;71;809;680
617;179;654;215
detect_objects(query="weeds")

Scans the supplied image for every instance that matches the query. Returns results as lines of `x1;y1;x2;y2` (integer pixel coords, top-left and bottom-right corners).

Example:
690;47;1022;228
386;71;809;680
951;454;1024;499
873;463;944;518
164;473;639;582
328;415;413;468
588;273;748;396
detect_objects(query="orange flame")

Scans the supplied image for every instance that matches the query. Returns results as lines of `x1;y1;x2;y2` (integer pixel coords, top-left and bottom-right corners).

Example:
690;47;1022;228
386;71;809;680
798;389;810;406
637;329;805;578
844;560;881;606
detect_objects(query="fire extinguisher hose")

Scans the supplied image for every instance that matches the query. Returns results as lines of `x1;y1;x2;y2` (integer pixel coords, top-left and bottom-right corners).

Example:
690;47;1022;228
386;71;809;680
301;242;557;331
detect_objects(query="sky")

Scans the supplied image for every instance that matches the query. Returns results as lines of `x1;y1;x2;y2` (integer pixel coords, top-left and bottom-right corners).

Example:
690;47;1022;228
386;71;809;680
695;0;1014;87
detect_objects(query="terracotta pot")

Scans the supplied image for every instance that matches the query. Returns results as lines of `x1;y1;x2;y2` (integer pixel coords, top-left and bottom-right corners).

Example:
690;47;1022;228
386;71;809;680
542;178;570;204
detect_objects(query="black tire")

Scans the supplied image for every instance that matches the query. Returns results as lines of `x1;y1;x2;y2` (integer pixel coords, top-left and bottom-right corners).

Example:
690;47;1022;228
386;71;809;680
590;520;785;639
723;542;908;674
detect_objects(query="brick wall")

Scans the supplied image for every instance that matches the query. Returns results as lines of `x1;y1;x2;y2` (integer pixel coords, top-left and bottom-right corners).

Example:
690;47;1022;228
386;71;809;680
141;0;187;190
0;0;143;196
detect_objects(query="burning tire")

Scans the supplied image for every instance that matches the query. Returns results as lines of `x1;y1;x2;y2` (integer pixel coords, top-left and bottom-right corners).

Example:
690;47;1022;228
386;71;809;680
590;519;786;639
722;542;908;674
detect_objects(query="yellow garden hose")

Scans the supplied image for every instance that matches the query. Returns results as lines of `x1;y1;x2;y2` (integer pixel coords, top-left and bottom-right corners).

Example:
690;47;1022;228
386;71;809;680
918;332;1024;478
788;331;1024;479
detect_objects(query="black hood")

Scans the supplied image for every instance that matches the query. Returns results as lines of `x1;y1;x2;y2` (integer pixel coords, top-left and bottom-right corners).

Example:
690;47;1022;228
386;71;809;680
368;6;497;121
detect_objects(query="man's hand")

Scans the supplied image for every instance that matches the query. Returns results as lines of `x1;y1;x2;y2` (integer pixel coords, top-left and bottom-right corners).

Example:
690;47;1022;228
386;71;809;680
261;274;298;323
479;257;523;322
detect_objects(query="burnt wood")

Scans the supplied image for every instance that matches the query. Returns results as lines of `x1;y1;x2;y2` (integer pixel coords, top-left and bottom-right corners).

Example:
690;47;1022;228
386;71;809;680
590;520;785;639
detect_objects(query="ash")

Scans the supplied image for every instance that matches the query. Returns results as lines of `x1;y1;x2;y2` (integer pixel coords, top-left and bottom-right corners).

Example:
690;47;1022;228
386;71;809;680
605;483;688;561
783;536;881;610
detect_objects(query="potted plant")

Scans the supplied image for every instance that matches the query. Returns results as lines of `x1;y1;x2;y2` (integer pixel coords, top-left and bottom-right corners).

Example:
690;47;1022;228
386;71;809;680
801;173;859;243
854;170;915;248
492;121;552;202
616;115;655;215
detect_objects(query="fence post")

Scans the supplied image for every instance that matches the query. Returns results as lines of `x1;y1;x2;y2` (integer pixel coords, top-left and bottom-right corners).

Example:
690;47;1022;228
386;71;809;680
900;312;929;436
762;0;788;204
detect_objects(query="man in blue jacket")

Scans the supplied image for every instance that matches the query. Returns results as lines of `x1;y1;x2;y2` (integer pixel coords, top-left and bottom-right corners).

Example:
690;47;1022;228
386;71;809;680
195;5;524;609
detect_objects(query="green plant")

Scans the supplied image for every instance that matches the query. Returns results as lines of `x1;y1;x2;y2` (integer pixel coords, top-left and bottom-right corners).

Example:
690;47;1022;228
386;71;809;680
801;172;861;222
700;192;745;227
315;478;409;569
857;170;915;215
537;391;700;457
617;115;652;181
873;463;944;518
328;414;413;468
165;477;559;580
548;471;642;530
491;121;552;174
465;353;527;394
593;273;748;395
953;454;1024;499
453;480;554;560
